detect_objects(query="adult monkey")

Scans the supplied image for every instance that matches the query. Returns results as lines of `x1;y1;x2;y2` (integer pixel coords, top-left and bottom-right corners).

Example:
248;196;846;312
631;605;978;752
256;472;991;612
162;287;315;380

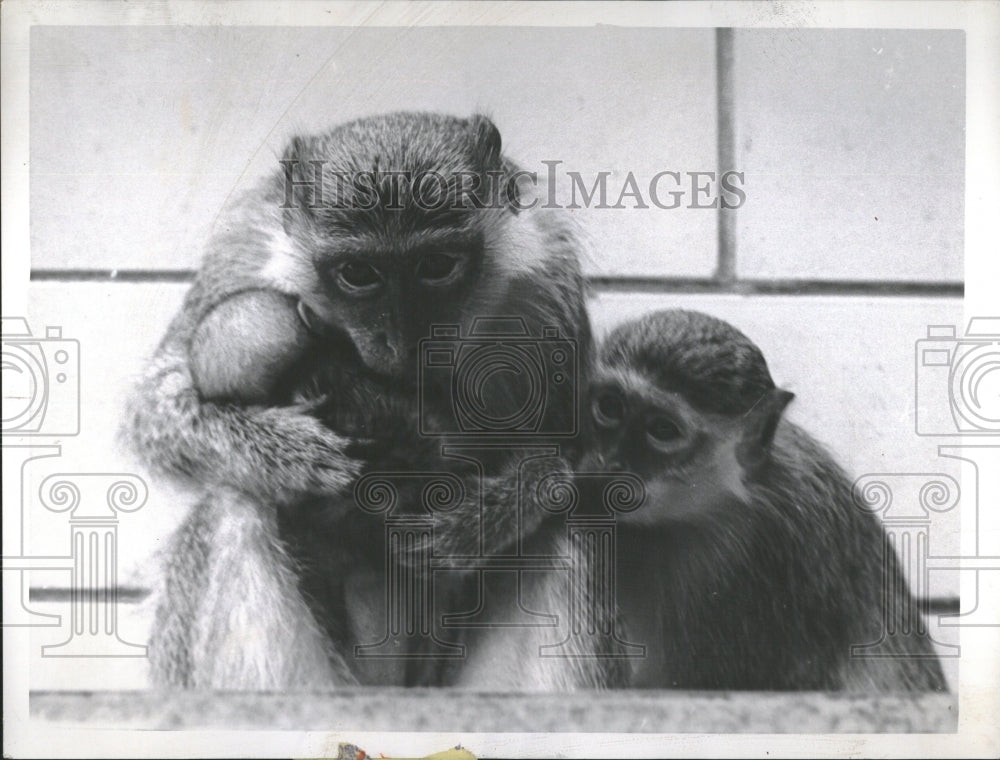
122;112;592;689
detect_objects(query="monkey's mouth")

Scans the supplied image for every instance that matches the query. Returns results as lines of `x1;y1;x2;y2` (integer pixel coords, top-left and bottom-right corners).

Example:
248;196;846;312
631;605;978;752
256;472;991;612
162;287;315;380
357;344;420;380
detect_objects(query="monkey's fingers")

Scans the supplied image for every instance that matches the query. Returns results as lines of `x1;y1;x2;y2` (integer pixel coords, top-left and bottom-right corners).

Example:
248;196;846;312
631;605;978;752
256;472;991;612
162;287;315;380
285;396;333;415
399;458;569;567
216;406;366;502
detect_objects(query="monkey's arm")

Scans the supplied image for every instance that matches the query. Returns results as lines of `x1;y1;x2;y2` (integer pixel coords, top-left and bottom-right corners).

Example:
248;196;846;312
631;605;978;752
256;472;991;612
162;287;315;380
123;314;361;503
121;182;363;503
421;454;570;562
150;487;357;689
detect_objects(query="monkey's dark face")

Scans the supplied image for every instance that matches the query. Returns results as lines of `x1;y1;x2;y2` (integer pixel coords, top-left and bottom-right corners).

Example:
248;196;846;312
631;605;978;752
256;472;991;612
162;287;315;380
582;366;750;524
281;113;516;379
308;233;491;378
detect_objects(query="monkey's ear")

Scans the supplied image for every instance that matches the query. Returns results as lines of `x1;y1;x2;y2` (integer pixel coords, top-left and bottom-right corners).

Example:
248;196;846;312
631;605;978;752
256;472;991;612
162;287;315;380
469;114;503;167
283;134;307;160
503;159;523;215
469;115;521;212
736;388;795;475
280;135;316;235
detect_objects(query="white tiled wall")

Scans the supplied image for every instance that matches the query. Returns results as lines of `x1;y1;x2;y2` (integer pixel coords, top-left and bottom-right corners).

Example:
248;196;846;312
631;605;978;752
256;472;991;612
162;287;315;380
29;26;720;277
731;29;964;282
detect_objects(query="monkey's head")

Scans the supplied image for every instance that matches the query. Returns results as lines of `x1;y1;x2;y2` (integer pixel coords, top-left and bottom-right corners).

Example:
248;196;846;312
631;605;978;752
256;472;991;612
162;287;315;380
279;112;524;379
584;309;794;524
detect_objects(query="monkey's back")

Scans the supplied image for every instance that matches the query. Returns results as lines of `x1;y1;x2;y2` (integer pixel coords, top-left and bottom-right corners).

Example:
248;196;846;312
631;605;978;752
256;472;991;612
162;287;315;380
765;422;945;690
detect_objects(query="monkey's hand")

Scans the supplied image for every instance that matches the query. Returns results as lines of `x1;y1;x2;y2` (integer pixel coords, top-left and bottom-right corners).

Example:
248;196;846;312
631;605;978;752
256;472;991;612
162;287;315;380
402;454;570;565
122;353;365;507
125;389;364;504
227;403;367;502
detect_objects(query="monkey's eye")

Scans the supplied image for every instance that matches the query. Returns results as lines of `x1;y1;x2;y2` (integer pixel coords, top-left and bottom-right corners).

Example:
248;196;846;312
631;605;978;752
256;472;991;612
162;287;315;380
646;416;684;449
592;391;626;427
417;253;462;285
338;262;382;293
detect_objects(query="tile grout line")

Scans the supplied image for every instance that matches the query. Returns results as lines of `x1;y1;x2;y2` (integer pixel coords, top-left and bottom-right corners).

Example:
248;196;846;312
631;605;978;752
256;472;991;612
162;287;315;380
714;27;738;285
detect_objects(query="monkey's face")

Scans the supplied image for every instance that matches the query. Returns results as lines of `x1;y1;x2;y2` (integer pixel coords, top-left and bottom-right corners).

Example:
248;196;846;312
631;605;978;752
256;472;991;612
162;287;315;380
582;367;750;524
308;237;493;378
280;113;516;380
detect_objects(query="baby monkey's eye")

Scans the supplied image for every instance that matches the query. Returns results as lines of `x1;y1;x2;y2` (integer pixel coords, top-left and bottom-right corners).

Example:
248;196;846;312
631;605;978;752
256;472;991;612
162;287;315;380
417;253;462;284
593;391;626;427
338;262;382;292
646;415;684;448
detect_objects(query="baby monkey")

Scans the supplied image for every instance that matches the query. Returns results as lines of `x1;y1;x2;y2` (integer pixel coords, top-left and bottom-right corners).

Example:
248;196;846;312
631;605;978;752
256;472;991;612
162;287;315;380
585;309;947;691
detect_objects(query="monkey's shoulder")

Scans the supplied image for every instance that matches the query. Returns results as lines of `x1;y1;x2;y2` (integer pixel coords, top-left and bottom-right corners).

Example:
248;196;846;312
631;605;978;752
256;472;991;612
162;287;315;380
184;175;313;324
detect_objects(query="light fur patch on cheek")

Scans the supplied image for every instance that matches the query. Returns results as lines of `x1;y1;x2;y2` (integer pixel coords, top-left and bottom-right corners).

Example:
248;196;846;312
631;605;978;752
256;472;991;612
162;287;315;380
629;441;750;525
488;208;554;278
259;230;316;296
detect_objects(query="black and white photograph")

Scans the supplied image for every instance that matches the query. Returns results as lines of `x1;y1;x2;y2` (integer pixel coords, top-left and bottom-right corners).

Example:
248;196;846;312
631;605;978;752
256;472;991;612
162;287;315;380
2;1;998;758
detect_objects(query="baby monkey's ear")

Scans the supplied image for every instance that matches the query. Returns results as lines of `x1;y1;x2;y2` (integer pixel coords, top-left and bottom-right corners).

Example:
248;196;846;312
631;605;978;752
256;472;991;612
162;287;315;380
736;388;795;476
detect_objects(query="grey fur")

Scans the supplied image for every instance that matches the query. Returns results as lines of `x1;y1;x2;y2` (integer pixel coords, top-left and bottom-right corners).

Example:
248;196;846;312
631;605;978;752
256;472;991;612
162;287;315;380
599;309;948;690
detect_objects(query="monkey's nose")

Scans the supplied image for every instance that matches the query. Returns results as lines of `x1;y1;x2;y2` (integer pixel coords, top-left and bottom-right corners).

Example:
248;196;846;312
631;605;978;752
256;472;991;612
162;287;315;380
375;331;397;354
370;331;415;377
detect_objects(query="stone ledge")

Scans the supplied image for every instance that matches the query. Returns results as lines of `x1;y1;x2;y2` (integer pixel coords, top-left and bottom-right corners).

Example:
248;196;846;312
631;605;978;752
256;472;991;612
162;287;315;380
30;689;958;734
